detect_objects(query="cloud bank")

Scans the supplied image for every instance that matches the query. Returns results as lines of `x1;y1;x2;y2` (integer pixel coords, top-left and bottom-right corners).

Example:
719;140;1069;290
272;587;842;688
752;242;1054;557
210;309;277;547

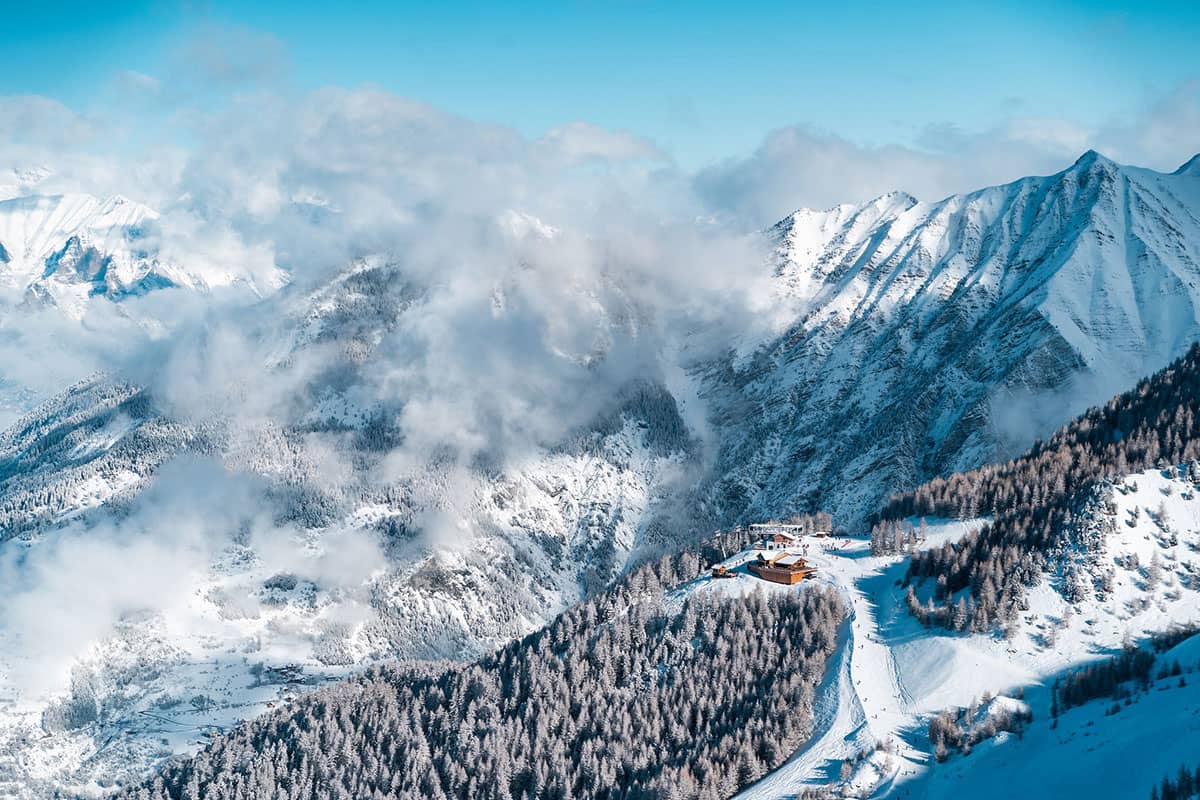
0;33;1198;709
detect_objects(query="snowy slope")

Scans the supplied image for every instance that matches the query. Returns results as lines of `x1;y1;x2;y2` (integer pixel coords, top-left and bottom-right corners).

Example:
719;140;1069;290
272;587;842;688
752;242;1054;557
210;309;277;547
0;194;156;280
0;191;285;321
731;463;1200;799
0;193;175;314
5;152;1200;795
701;151;1200;527
907;662;1200;800
0;256;700;796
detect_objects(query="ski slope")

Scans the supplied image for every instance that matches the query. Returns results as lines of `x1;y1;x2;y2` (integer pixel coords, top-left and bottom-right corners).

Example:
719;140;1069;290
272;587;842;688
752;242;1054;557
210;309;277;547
692;465;1200;798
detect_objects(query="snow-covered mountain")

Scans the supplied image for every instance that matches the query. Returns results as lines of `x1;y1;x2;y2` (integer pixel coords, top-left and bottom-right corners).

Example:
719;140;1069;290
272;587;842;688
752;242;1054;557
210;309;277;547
701;150;1200;527
0;253;702;794
0;193;183;315
3;151;1200;794
0;191;288;429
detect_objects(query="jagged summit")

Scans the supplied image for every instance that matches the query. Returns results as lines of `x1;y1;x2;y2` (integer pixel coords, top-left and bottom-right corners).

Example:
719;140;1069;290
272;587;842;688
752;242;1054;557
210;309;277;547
0;192;158;264
0;192;215;317
0;192;164;299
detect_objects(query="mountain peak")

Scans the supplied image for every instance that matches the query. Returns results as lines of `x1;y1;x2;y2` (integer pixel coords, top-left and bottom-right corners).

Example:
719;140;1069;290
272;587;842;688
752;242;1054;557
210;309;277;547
1174;153;1200;176
870;189;919;208
1070;148;1118;173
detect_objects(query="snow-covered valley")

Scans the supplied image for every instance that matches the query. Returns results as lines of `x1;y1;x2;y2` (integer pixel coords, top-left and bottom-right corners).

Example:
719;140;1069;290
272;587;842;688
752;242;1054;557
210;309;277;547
0;416;690;797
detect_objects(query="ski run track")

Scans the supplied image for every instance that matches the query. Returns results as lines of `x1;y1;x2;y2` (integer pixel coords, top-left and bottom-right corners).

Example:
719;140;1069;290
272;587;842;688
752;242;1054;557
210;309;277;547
679;464;1200;799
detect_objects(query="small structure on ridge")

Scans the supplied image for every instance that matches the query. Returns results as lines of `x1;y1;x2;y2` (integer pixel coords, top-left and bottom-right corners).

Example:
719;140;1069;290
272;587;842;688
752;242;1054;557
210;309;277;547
748;551;817;585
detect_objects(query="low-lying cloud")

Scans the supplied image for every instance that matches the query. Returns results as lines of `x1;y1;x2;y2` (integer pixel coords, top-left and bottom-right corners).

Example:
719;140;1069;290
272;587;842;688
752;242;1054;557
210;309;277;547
0;458;386;698
1;33;1199;706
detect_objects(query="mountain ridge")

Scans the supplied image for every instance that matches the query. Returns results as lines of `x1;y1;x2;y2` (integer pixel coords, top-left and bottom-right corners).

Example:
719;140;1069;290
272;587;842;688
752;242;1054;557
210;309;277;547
699;149;1200;528
0;192;283;317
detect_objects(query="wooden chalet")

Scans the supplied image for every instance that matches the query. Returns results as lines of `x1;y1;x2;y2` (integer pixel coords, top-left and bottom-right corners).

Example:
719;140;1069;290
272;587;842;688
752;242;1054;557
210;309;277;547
748;551;817;585
756;529;800;550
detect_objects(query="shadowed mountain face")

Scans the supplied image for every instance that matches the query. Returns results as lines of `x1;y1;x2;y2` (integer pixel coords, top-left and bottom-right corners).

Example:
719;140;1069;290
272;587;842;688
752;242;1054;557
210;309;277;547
0;193;278;309
699;151;1200;527
0;194;174;311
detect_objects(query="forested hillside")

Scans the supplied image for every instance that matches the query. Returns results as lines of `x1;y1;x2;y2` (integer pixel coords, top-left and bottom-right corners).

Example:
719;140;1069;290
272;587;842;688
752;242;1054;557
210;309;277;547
880;342;1200;630
117;550;845;800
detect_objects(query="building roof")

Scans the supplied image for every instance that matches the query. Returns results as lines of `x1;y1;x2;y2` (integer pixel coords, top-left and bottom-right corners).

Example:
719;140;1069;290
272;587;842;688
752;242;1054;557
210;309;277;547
774;554;807;567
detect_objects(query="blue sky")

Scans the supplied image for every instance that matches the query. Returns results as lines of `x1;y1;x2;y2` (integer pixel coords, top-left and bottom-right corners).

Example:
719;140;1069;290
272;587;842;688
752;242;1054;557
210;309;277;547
4;1;1199;167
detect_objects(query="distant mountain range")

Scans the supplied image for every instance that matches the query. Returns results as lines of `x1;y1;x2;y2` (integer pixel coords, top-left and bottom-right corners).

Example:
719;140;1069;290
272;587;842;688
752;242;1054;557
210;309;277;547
0;191;286;427
0;193;185;314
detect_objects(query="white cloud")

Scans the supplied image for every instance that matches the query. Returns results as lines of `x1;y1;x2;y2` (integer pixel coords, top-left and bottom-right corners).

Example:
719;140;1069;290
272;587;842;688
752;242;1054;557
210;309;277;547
1101;80;1200;171
694;84;1200;224
1;66;1199;710
540;121;668;165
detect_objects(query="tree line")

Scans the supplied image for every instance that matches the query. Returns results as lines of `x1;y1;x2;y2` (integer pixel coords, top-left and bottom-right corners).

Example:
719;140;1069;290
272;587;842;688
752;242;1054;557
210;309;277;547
115;548;846;800
1051;646;1156;717
926;692;1032;762
879;343;1200;630
1152;765;1200;800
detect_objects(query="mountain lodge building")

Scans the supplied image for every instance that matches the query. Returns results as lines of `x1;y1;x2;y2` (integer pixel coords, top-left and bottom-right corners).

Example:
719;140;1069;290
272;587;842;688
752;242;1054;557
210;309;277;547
749;521;831;551
757;530;799;550
748;551;817;585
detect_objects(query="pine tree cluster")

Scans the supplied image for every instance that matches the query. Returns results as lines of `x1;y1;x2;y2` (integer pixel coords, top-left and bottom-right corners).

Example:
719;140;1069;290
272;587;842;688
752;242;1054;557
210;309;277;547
1050;645;1155;716
0;379;193;537
868;518;923;557
878;343;1200;630
1152;764;1200;800
926;692;1032;762
1051;627;1198;717
116;552;845;800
